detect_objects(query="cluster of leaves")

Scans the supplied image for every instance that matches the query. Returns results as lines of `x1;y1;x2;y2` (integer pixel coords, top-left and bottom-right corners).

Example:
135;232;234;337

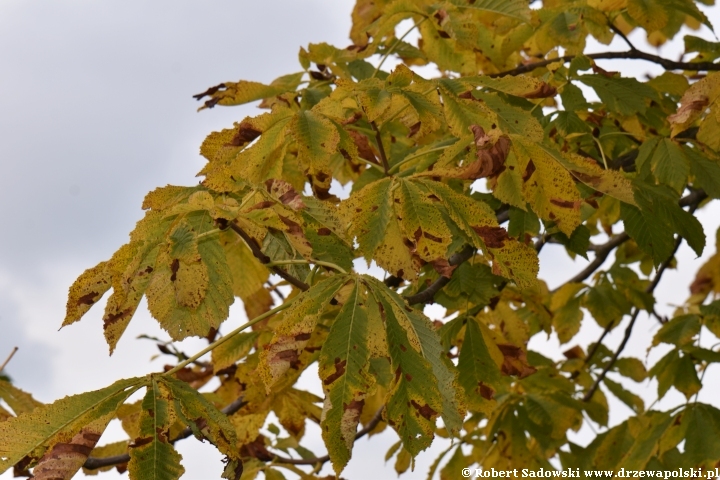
3;0;720;478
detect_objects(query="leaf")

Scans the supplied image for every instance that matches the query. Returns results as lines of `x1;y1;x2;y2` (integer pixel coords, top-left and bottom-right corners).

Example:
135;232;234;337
652;314;701;347
365;276;464;455
453;0;531;22
63;261;111;328
212;332;260;374
32;415;113;480
160;376;238;459
579;75;657;116
681;403;720;466
194;74;303;110
258;276;348;389
464;75;556;98
128;381;185;480
613;358;647;382
457;317;504;413
669;72;720;137
291;110;340;197
0;381;42;418
318;280;375;473
512;138;582;236
0;377;145;473
603;378;644;414
626;0;669;32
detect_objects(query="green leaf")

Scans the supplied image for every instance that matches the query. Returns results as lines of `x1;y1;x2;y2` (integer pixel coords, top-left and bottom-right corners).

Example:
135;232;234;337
211;331;260;374
652;314;701;347
318;280;375;473
685;146;720;199
613;358;647;382
457;317;503;413
365;276;464;455
128;380;185;480
0;377;145;473
160;376;238;459
603;378;644;414
579;75;657;116
452;0;531;22
682;403;720;465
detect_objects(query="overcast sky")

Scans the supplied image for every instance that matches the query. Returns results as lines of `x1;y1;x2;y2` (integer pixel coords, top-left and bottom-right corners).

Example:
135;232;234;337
1;1;719;479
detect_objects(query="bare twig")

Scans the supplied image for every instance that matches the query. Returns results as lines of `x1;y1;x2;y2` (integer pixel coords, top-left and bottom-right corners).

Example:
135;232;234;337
564;233;630;285
491;50;720;78
0;347;18;372
270;406;385;466
83;396;248;470
608;23;637;52
228;222;310;291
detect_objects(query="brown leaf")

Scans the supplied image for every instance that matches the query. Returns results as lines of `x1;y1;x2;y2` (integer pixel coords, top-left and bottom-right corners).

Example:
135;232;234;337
240;435;273;461
430;258;457;278
472;225;509;248
497;344;537;379
460;125;511;179
348;130;378;164
523;83;557;99
563;345;585;360
668;98;709;125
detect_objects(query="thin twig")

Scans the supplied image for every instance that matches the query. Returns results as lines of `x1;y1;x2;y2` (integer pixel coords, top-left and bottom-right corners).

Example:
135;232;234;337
271;406;385;466
564;233;630;285
228;222;309;291
608;23;637;51
370;121;390;175
83;396;248;470
582;194;705;402
490;50;720;78
0;347;18;372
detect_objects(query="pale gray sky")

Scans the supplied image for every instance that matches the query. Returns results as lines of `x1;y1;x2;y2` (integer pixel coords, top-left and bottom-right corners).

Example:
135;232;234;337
1;1;719;479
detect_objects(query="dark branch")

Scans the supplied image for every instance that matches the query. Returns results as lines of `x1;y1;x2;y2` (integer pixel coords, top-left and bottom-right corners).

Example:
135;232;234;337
491;50;720;78
371;121;390;175
564;233;630;285
403;245;476;305
83;396;247;471
270;406;385;466
228;222;309;291
608;23;637;52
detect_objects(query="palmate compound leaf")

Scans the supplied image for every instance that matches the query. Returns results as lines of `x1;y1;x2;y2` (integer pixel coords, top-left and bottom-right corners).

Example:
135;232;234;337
128;380;184;480
0;377;146;474
364;276;464;457
341;176;538;287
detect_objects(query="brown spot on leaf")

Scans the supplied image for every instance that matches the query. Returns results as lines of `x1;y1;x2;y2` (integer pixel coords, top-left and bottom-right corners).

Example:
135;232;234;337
522;160;536;182
228;122;261;146
76;292;99;306
405;373;412;381
478;382;495;400
348;130;378;164
317;227;331;236
668;97;709;124
408;122;421;137
423;231;443;243
170;259;180;282
451;125;511;179
410;400;437;420
247;200;275;212
550;198;579;209
472;225;509;248
523;83;557;99
324;358;347;385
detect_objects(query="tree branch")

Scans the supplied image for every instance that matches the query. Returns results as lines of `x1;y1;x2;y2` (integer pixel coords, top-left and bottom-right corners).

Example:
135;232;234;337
403;245;476;305
564;233;630;285
270;406;385;466
228;222;309;291
83;396;248;471
491;50;720;78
